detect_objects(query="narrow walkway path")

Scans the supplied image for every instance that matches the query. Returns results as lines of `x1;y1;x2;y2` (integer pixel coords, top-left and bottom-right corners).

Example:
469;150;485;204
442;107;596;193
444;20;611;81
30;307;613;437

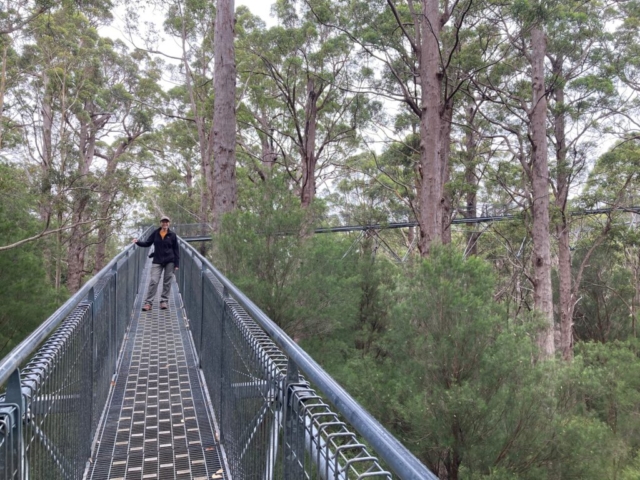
87;261;226;480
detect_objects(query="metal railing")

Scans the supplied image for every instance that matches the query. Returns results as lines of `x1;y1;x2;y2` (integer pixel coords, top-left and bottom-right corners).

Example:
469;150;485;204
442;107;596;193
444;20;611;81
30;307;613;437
177;238;436;480
0;228;151;480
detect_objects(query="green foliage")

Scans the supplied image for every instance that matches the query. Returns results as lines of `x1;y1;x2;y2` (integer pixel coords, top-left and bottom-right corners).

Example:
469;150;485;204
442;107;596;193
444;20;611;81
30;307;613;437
566;340;640;476
0;163;62;358
584;140;640;207
573;237;636;343
313;247;637;478
370;248;553;477
217;177;360;338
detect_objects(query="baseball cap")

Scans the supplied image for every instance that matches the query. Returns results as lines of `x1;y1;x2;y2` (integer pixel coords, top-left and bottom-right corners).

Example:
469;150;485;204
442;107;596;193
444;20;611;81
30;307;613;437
160;215;171;222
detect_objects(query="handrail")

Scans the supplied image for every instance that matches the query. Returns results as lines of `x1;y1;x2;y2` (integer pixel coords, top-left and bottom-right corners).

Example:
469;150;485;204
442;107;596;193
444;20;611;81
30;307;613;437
181;239;437;480
0;231;147;387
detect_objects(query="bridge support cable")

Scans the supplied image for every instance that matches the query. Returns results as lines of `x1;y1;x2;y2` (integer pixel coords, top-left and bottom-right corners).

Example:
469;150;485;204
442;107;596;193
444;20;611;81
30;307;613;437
176;206;640;243
178;238;437;479
0;227;152;480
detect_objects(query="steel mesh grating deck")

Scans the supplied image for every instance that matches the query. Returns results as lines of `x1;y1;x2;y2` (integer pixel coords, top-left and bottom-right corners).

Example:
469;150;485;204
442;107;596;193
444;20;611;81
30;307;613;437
88;262;226;480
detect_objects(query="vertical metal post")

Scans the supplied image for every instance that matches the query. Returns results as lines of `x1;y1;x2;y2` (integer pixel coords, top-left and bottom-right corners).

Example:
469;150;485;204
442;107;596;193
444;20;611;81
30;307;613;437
88;286;96;440
219;285;229;446
283;359;305;480
198;262;206;364
111;263;118;374
182;250;189;299
0;369;24;479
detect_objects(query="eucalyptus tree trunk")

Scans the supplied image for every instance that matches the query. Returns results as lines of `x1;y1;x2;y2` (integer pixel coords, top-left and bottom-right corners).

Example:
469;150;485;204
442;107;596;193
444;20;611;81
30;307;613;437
529;26;555;357
176;9;214;225
94;133;143;272
261;135;277;171
66;108;109;292
633;248;640;339
417;0;444;256
40;71;54;223
441;100;454;244
0;42;8;149
300;78;319;208
464;104;480;256
211;0;237;233
551;57;574;360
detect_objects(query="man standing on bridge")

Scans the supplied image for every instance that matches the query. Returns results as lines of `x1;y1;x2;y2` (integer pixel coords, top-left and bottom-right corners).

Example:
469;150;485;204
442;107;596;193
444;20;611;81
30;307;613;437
132;215;180;311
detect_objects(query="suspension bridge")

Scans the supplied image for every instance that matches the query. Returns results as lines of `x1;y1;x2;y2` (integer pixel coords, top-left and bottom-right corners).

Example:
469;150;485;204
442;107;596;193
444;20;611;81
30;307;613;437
0;226;435;480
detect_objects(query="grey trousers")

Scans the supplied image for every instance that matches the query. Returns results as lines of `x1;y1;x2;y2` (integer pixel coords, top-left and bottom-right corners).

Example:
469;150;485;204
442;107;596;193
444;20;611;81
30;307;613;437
144;263;175;305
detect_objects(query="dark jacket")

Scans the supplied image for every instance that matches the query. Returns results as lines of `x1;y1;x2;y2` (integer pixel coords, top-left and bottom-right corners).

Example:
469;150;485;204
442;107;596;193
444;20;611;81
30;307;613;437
136;228;180;268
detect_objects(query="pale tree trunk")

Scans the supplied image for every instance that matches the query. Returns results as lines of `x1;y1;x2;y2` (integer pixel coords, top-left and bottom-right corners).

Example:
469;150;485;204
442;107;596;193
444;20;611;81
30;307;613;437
261;135;277;171
529;26;555;357
40;71;54;223
94;196;112;273
551;57;573;360
200;134;214;226
38;71;55;285
211;0;237;233
66;108;109;292
66;200;90;293
66;120;93;293
417;0;443;256
441;100;454;244
257;113;277;176
94;134;142;272
200;187;209;227
55;211;62;292
300;78;319;208
633;248;640;338
185;160;194;191
464;104;480;256
179;16;213;225
407;224;416;253
0;42;8;149
256;130;276;183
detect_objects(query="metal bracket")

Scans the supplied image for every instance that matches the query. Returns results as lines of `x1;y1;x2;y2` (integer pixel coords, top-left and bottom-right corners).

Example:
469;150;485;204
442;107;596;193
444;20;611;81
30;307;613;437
0;369;25;479
283;359;305;480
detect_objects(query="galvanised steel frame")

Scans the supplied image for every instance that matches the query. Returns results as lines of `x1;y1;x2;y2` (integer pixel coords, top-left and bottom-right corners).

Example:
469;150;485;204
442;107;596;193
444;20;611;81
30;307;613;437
177;238;437;480
0;227;152;480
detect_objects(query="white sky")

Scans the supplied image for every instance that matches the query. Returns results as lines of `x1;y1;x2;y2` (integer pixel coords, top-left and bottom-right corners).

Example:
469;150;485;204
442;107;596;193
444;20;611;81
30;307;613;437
101;1;277;68
236;0;275;25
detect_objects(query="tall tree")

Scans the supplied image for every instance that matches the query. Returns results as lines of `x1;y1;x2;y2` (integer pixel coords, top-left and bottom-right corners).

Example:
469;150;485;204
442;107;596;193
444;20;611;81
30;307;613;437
545;0;619;359
211;0;238;232
476;2;555;356
14;5;158;291
159;0;217;224
240;1;370;211
529;22;554;357
308;0;488;255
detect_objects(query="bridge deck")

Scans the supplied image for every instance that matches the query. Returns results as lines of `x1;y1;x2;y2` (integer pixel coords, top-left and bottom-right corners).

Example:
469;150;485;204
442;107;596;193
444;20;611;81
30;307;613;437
87;261;226;480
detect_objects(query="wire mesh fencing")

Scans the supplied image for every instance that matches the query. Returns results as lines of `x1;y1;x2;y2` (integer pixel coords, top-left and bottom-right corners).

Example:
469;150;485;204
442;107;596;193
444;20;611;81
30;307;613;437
177;239;436;480
0;230;150;480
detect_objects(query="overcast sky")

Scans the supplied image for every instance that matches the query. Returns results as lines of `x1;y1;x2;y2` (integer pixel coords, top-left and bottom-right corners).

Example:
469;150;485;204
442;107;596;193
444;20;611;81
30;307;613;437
236;0;275;25
102;1;277;56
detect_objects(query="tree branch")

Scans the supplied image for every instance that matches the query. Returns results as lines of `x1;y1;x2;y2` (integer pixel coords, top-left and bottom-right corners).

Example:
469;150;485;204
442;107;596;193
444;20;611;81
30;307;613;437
0;218;111;252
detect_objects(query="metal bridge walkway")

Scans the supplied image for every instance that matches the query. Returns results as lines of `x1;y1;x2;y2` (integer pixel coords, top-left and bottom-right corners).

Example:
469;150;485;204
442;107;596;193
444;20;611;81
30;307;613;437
0;228;436;480
87;262;226;480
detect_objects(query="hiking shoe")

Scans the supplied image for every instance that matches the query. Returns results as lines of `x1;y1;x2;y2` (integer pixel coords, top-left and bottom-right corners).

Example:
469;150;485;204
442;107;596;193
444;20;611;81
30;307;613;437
160;302;168;310
142;304;151;311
